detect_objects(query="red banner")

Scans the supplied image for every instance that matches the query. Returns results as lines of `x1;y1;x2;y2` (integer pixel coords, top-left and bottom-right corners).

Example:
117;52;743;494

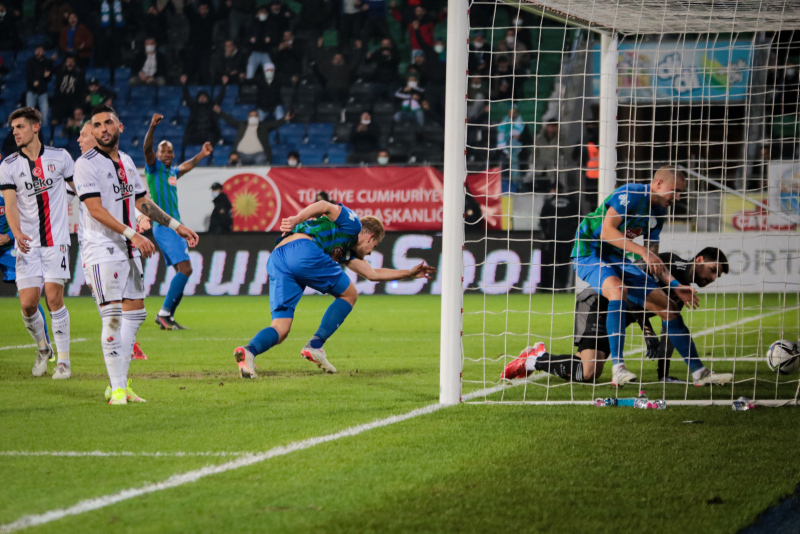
465;168;503;231
221;166;445;231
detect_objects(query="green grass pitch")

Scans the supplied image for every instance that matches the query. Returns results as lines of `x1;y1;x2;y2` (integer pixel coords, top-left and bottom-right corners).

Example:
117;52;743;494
1;294;799;533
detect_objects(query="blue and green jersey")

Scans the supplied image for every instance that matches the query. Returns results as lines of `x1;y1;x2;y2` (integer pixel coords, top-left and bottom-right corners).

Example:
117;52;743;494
278;204;362;263
145;160;180;220
0;195;14;254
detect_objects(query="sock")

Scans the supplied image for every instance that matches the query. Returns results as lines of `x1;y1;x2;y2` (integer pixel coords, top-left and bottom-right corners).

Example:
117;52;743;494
100;303;126;391
49;306;70;364
245;326;280;356
606;300;627;367
122;309;147;365
38;304;50;343
170;293;184;317
656;334;674;379
160;272;189;316
533;353;585;382
311;299;353;347
663;316;704;373
21;309;48;349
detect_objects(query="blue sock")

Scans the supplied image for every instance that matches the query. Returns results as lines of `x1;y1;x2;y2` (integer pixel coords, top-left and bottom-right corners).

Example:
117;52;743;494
170;293;184;316
161;272;189;314
606;299;627;367
663;316;704;373
311;299;353;348
38;304;50;343
245;327;280;357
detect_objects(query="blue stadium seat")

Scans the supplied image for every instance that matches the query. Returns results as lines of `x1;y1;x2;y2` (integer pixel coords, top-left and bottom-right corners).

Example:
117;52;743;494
306;123;334;143
221;124;238;141
27;34;49;48
278;123;306;145
223;84;239;100
326;143;350;165
52;136;69;148
212;145;233;165
162;125;185;142
229;104;252;118
269;130;278;144
128;85;157;104
271;143;294;164
115;68;131;81
298;145;326;165
156;86;183;105
128;151;147;168
86;68;111;85
187;85;214;100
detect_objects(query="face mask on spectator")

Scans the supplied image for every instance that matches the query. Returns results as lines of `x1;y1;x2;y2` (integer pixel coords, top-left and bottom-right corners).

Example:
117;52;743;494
0;10;6;17
377;156;389;165
287;158;298;167
471;81;482;89
473;40;484;49
361;118;371;125
145;44;156;53
434;44;444;53
248;117;259;126
212;191;220;199
265;70;275;81
514;18;523;26
407;80;418;89
258;13;267;21
506;37;515;46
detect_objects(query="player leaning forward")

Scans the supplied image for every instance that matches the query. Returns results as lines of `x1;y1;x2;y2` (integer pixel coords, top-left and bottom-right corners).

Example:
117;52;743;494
0;107;74;379
571;165;732;386
74;105;199;404
234;200;436;377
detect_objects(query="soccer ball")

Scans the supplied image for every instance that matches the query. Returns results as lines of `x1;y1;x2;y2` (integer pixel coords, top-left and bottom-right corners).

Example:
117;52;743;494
766;340;800;375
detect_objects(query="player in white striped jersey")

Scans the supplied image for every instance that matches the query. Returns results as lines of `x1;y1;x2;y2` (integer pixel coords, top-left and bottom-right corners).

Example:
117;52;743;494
0;107;75;379
74;105;199;405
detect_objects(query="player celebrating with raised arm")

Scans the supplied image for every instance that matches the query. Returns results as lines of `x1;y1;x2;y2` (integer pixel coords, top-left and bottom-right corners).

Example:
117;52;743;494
234;200;436;378
570;166;732;386
502;247;729;384
143;113;212;331
74;105;199;405
0;107;75;379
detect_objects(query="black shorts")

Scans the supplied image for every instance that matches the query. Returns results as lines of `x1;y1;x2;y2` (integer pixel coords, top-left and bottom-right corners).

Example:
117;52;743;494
573;288;611;355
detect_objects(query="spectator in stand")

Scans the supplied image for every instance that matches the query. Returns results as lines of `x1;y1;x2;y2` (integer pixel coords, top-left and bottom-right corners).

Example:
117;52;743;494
407;5;434;57
496;106;525;185
420;99;442;127
214;107;294;165
468;32;488;77
51;56;85;125
297;0;333;40
59;13;93;69
500;28;532;74
348;110;381;163
365;38;400;102
412;40;445;113
227;151;242;166
45;1;71;49
0;2;23;53
26;46;54;125
313;38;362;105
533;120;568;192
181;74;226;158
244;5;277;79
213;40;248;84
209;182;233;234
254;63;284;120
130;37;168;86
183;0;228;84
467;76;489;120
274;31;302;86
394;74;425;127
287;150;301;167
144;2;174;47
339;0;364;47
360;0;391;45
268;0;293;36
377;149;390;165
227;0;254;41
491;56;519;99
83;77;117;113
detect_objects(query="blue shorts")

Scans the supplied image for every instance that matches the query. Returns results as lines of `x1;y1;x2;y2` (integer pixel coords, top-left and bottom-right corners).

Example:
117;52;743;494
153;223;190;266
573;255;660;307
267;239;352;319
0;249;16;283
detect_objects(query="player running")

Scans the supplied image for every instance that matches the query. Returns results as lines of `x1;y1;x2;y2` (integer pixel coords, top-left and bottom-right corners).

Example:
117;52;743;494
0;107;75;379
234;200;436;377
75;121;149;360
74;105;199;405
142;113;212;331
569;166;732;386
502;247;729;384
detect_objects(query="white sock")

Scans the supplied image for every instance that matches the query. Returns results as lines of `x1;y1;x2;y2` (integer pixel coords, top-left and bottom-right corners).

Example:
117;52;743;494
158;309;170;317
50;306;70;364
525;358;537;372
100;303;126;390
121;309;147;363
613;363;626;373
21;310;48;349
692;367;708;380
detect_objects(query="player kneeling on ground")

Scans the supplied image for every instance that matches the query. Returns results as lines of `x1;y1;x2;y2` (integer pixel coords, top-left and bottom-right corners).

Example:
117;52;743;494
502;247;730;385
74;105;199;405
234;200;436;377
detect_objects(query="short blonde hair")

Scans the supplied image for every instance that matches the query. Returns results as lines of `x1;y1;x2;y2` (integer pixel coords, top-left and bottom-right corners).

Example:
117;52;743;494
654;165;686;184
360;216;385;243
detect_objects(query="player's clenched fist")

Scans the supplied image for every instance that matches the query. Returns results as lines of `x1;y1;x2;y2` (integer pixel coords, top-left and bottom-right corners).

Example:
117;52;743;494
150;113;163;127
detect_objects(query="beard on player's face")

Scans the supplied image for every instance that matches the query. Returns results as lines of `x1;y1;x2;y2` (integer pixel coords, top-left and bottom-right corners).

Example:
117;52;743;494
96;131;120;148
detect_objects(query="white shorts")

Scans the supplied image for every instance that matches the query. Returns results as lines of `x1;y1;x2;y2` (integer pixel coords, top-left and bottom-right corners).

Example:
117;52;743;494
15;245;71;290
87;258;145;305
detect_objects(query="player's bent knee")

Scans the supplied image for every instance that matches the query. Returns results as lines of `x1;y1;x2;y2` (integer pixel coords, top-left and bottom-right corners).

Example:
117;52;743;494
339;283;358;305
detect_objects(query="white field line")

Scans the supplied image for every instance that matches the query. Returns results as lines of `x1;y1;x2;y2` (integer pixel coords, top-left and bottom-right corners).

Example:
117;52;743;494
0;339;87;352
0;451;246;458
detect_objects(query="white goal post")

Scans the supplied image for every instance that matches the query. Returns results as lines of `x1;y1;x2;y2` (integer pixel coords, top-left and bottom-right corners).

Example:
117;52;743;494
440;0;800;405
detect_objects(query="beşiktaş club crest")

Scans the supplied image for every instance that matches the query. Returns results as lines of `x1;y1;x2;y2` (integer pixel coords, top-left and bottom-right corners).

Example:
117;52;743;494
47;163;56;172
60;245;67;253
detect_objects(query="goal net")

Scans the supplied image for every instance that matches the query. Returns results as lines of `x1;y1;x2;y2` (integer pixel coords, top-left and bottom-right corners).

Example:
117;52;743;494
440;0;800;405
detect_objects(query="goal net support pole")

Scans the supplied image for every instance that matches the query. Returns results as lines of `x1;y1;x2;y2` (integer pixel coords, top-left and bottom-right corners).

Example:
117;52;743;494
439;0;468;405
598;32;619;205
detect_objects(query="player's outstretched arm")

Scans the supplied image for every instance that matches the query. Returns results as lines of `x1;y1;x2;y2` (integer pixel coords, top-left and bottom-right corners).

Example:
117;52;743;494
177;142;213;178
280;201;342;233
601;206;666;277
0;190;31;253
135;197;199;247
347;258;436;282
143;113;162;167
83;196;156;258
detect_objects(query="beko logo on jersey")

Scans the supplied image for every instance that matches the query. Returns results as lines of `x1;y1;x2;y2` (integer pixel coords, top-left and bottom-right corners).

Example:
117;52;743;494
113;183;135;196
24;177;55;196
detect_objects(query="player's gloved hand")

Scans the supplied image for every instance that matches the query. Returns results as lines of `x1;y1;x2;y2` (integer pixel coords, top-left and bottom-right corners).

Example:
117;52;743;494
176;225;199;248
131;234;156;258
645;250;666;277
407;261;437;280
673;284;699;310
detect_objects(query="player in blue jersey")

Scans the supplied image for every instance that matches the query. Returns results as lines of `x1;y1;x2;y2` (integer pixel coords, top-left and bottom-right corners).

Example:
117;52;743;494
143;113;213;330
0;194;51;346
571;166;733;386
233;200;436;378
